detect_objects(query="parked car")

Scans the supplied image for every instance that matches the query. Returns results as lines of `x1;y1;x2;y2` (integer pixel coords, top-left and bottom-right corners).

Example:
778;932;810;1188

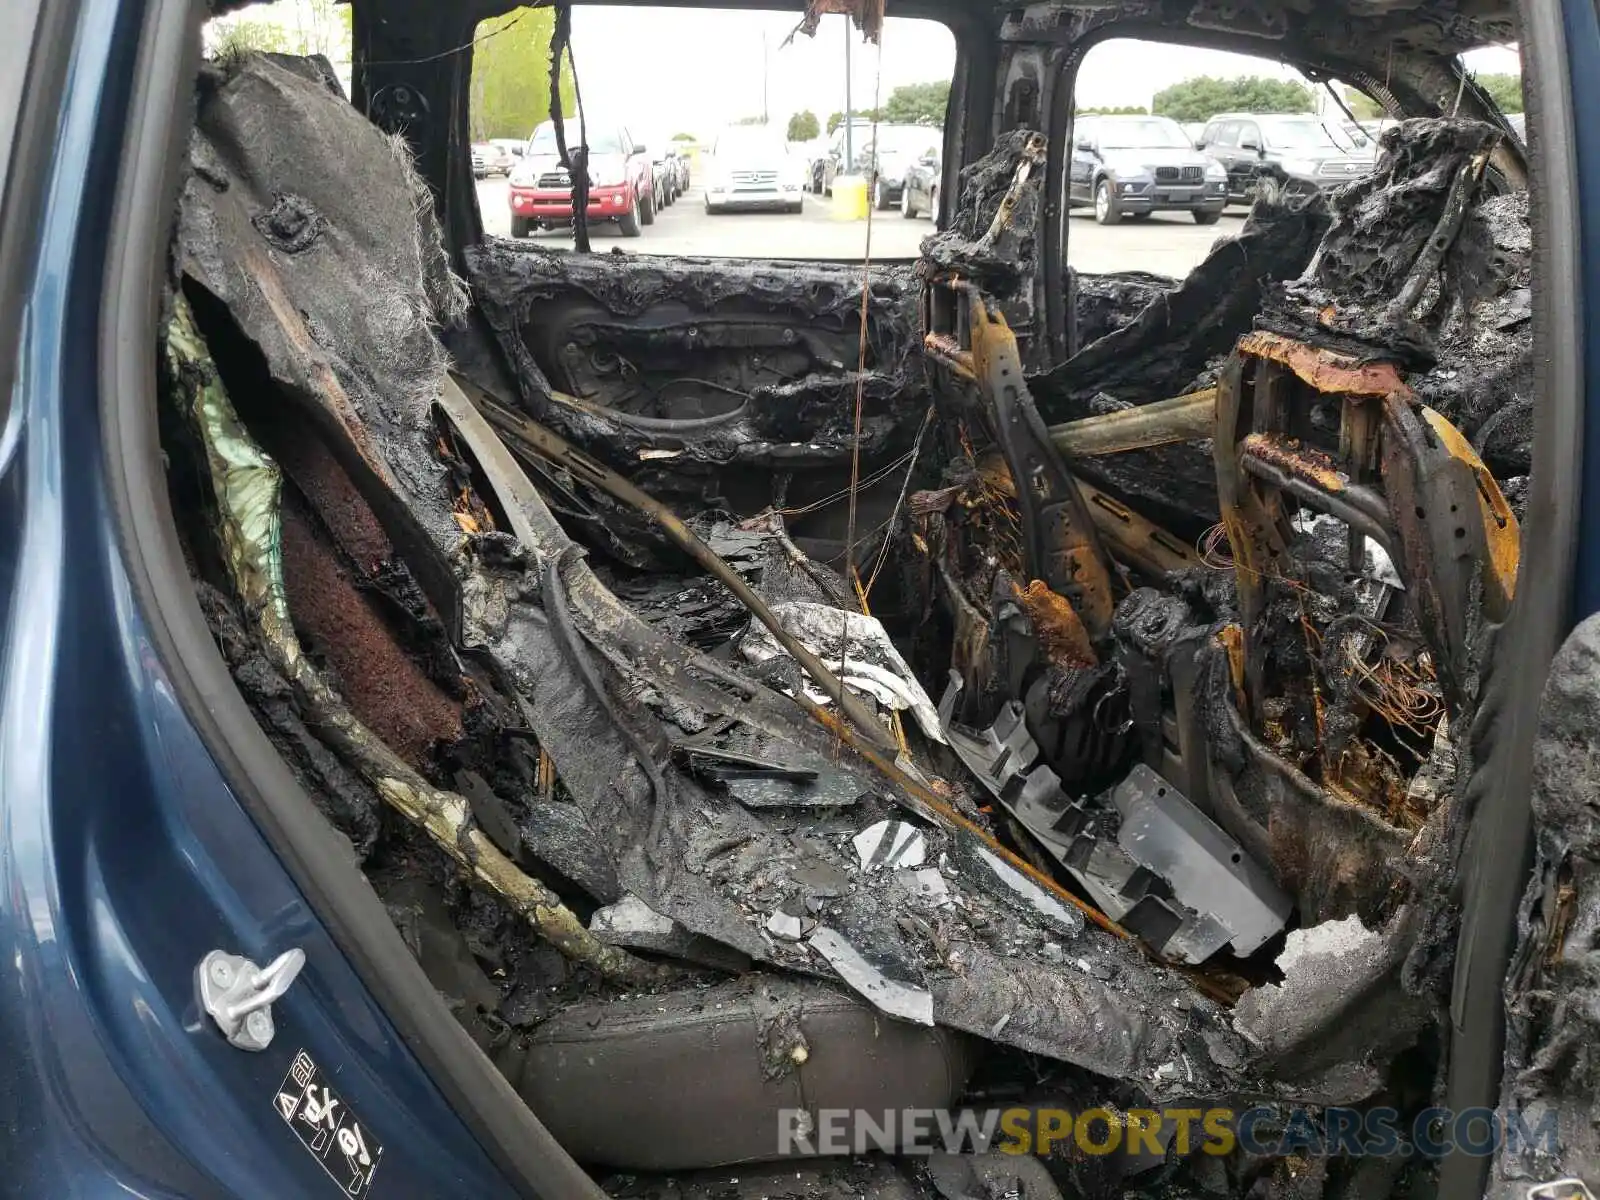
651;151;676;207
488;137;525;169
795;137;828;193
703;124;806;213
661;146;689;195
900;143;941;219
1197;112;1377;203
672;145;692;190
853;125;942;210
483;140;515;176
472;141;515;179
1337;121;1376;150
508;119;655;237
816;120;876;194
1069;114;1229;224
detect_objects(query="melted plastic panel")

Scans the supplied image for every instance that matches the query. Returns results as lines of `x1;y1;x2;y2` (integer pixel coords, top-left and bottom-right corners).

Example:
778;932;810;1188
461;242;934;550
1497;615;1600;1190
465;245;920;416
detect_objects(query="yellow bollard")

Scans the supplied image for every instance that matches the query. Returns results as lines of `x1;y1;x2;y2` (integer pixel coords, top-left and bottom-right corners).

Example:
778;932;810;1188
831;174;869;220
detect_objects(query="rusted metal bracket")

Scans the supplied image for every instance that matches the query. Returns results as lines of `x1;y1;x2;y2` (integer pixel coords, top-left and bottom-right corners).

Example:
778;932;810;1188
969;292;1118;639
1076;481;1202;578
920;274;975;381
1048;388;1217;461
976;450;1200;581
1214;330;1519;720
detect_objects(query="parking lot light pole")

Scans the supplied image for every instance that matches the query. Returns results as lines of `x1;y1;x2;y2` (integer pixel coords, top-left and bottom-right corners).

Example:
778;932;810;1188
844;15;854;167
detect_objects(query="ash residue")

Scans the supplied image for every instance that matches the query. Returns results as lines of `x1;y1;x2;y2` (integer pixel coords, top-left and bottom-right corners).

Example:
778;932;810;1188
1411;189;1534;475
1497;613;1600;1188
1071;269;1180;347
1260;118;1508;364
1036;182;1329;419
919;129;1045;298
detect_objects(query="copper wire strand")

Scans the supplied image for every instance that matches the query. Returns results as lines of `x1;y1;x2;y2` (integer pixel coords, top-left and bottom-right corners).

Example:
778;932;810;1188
863;405;936;600
1204;511;1442;735
1199;522;1234;568
837;37;887;743
961;425;1023;575
775;446;920;518
1341;623;1444;734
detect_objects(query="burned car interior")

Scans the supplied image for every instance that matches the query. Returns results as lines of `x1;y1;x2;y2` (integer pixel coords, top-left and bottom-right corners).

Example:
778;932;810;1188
157;0;1572;1194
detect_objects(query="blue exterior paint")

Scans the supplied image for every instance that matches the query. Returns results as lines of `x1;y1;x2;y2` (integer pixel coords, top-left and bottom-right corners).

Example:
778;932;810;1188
0;1;520;1194
1568;0;1600;624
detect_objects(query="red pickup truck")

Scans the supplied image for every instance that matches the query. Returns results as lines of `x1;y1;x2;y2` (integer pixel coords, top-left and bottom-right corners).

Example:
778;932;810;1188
508;119;656;238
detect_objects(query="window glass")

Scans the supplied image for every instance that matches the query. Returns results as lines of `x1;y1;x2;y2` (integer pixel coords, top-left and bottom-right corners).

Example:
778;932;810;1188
1260;117;1367;152
1093;117;1193;149
1066;37;1371;277
528;121;626;157
472;6;955;257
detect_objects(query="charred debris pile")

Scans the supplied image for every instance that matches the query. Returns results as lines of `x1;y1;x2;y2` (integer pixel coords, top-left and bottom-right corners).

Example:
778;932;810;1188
162;53;1530;1192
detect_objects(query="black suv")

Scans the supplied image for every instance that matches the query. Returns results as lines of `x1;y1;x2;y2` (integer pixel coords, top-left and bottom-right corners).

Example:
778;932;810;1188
1198;113;1377;203
1068;115;1229;224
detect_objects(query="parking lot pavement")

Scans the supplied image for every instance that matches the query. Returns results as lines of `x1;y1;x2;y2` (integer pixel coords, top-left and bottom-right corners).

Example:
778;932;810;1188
476;177;1241;277
477;177;927;258
1062;208;1247;277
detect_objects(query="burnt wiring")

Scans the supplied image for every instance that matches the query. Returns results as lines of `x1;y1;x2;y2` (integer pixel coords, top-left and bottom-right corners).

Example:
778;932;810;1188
656;377;753;402
838;29;887;699
1199;521;1234;568
1320;80;1367;144
1337;619;1444;735
1203;510;1445;747
863;405;935;600
777;445;921;518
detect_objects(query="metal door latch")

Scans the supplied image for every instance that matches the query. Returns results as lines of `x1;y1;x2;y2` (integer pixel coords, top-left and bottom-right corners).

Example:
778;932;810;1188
196;947;305;1052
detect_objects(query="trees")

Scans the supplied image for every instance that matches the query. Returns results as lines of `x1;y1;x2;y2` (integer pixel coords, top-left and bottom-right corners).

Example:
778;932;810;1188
1343;88;1383;120
1474;72;1524;113
1151;75;1315;123
883;80;949;125
469;9;574;141
787;110;821;142
1076;105;1149;116
827;109;882;134
208;0;351;62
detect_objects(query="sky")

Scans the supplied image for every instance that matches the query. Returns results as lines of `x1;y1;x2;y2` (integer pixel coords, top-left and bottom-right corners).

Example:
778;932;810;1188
555;9;1520;139
207;0;1524;140
567;8;957;141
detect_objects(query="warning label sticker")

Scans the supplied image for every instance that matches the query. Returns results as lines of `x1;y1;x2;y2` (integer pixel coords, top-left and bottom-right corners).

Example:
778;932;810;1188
275;1049;383;1196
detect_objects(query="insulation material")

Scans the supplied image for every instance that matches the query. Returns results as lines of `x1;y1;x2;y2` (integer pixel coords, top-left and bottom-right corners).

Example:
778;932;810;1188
739;601;947;742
